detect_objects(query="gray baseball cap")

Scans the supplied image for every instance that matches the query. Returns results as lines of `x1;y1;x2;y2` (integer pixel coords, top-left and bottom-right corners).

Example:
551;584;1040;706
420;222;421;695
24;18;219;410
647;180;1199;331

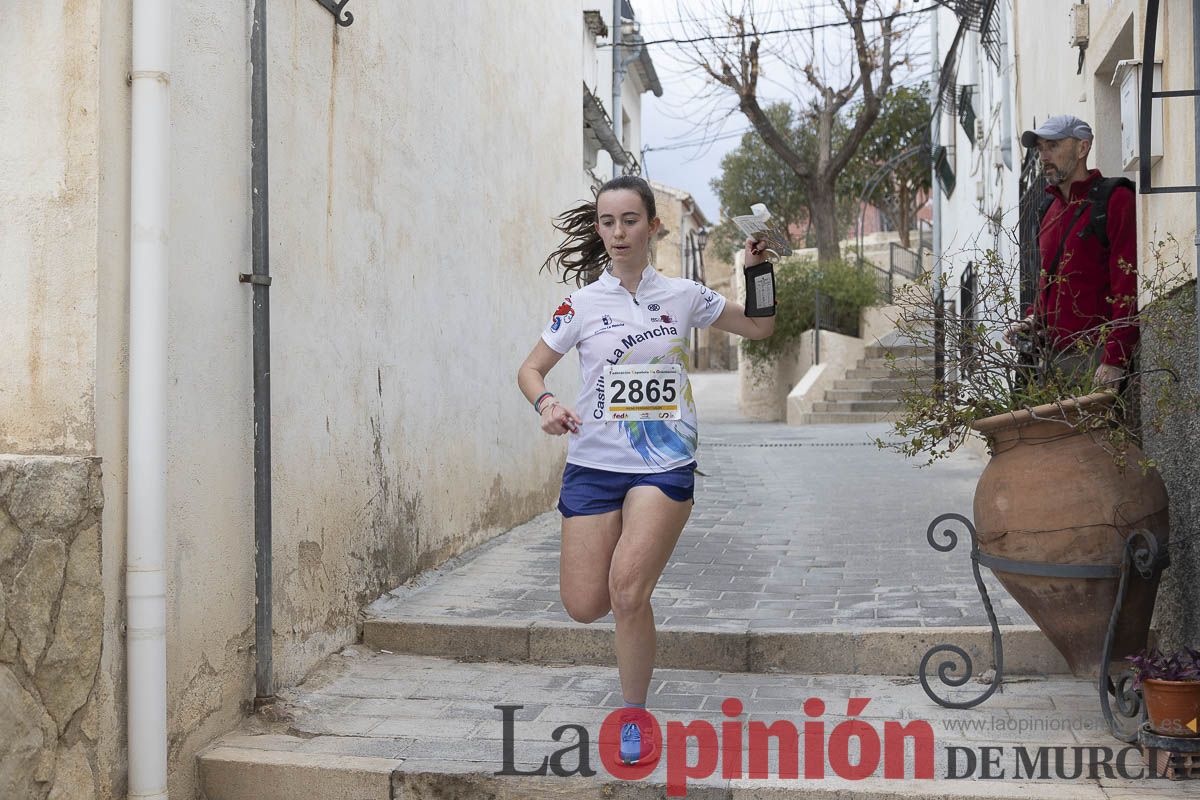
1021;115;1094;148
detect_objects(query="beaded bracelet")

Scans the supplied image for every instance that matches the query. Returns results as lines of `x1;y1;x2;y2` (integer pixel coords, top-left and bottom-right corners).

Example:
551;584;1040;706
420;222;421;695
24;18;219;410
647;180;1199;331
533;391;555;414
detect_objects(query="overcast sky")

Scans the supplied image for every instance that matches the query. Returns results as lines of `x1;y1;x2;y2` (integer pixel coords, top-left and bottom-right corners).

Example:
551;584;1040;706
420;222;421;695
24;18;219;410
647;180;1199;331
633;0;744;222
631;1;933;223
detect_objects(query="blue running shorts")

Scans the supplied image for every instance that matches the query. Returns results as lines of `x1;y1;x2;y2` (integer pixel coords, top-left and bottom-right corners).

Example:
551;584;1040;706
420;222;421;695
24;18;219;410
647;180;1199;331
557;462;697;517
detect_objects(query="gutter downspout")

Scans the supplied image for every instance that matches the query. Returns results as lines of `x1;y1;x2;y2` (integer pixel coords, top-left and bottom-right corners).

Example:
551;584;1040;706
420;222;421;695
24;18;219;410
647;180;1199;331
930;8;942;282
930;8;945;396
244;0;276;707
1193;0;1200;379
612;0;623;178
127;1;170;798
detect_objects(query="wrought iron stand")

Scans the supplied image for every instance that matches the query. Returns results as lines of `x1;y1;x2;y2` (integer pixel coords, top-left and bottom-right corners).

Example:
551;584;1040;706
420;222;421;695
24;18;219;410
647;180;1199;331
917;513;1167;742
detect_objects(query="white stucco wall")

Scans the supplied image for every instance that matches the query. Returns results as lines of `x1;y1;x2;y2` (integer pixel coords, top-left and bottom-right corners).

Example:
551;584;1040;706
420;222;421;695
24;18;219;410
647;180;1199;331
933;3;1020;315
74;1;586;797
1013;0;1198;283
1;4;101;456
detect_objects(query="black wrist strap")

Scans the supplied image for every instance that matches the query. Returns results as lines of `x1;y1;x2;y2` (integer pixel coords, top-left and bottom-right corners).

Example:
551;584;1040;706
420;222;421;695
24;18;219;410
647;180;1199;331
744;262;776;317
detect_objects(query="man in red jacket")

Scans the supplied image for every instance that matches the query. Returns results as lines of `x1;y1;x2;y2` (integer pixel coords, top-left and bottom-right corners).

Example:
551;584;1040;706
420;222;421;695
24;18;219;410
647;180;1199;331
1005;115;1137;389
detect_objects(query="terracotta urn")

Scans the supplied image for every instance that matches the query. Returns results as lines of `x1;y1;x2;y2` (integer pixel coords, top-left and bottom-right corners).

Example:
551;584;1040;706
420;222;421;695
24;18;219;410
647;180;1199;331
970;392;1169;678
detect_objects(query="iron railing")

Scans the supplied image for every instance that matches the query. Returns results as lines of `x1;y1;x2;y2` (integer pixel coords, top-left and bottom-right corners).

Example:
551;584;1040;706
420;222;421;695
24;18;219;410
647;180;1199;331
1016;146;1043;313
865;242;925;303
960;261;977;374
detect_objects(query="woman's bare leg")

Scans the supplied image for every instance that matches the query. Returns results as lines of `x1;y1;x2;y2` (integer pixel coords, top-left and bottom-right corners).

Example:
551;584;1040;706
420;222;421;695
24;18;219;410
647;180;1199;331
608;486;692;704
559;509;622;623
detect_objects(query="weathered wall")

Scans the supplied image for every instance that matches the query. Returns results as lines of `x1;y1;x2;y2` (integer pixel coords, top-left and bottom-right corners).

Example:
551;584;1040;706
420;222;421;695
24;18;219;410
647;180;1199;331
1;3;125;798
0;3;100;455
0;456;111;800
84;2;584;798
1141;282;1200;652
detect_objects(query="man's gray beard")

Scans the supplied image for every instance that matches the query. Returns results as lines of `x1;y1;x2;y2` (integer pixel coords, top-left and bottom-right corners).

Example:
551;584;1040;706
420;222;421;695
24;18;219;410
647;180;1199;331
1044;157;1079;185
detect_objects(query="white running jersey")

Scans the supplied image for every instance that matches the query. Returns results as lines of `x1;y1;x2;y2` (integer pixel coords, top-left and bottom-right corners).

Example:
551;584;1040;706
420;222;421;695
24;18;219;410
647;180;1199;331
541;265;727;473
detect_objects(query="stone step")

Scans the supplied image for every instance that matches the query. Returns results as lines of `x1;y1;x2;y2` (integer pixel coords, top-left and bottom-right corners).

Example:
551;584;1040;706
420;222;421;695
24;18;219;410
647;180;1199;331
857;355;936;370
811;401;903;414
830;378;931;393
863;343;934;359
800;411;900;424
196;650;1138;800
821;389;906;403
362;617;1066;677
844;366;933;380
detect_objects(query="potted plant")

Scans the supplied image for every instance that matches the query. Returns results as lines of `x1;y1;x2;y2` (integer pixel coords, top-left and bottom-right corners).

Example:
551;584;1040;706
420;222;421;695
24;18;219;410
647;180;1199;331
877;240;1198;677
1127;647;1200;737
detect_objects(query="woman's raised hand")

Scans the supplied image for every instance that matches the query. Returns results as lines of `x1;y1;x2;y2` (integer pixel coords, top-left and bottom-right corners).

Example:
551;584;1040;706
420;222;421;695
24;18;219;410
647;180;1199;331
541;401;582;435
744;237;768;267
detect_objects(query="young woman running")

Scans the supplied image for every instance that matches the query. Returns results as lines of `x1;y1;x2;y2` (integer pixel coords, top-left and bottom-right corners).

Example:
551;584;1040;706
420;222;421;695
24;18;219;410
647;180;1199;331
517;176;775;765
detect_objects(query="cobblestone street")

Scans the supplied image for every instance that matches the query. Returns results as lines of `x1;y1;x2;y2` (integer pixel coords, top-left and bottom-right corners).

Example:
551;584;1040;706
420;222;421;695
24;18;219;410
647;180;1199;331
369;371;1032;632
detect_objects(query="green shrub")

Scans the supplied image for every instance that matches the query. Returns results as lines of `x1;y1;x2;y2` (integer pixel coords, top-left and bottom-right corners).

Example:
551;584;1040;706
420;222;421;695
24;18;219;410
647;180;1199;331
742;258;879;365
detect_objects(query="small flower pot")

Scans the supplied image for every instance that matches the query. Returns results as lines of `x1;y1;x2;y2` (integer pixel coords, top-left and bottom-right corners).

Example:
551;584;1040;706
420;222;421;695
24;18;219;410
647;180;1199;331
1143;679;1200;737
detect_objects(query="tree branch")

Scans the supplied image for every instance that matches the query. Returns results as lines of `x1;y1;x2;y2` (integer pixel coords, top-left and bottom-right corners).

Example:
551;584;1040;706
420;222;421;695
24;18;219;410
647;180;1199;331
826;3;901;181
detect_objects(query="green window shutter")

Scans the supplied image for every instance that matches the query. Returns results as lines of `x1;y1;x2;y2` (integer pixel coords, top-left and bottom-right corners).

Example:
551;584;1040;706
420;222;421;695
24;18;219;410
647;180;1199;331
958;85;977;146
933;145;957;197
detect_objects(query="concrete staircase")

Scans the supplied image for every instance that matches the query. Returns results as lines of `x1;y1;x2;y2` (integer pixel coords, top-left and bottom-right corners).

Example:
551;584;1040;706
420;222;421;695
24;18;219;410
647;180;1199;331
804;341;935;424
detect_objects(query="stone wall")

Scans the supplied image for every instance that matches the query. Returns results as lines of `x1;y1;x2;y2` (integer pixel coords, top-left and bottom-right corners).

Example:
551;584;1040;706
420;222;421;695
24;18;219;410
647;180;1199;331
0;456;112;800
1141;280;1200;651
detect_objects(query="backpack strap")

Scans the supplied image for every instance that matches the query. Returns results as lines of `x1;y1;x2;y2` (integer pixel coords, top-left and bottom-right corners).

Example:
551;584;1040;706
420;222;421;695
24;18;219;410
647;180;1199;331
1045;202;1089;281
1037;192;1055;228
1080;177;1135;249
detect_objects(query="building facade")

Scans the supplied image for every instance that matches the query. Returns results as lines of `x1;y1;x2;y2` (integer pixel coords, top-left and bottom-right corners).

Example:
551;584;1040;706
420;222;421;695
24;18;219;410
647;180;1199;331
581;1;662;191
1;2;586;798
650;181;737;370
929;1;1020;326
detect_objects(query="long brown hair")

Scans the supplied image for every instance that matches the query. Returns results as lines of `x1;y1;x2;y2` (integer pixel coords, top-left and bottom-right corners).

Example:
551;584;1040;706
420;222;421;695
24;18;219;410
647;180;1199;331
542;175;657;286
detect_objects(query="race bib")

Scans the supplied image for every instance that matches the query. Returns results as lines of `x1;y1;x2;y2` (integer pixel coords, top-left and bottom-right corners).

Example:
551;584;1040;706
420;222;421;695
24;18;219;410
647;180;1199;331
602;364;683;421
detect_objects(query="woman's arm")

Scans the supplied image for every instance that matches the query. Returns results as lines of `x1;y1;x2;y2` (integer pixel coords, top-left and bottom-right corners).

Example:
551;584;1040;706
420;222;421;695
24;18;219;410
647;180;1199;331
711;237;776;341
518;340;582;435
711;300;776;340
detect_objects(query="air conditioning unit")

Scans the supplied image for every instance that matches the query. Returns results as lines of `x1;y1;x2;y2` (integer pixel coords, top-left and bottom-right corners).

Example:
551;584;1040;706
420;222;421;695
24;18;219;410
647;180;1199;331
1068;3;1089;48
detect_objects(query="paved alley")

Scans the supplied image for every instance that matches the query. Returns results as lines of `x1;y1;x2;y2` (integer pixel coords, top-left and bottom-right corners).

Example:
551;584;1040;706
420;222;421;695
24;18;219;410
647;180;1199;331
368;370;1031;633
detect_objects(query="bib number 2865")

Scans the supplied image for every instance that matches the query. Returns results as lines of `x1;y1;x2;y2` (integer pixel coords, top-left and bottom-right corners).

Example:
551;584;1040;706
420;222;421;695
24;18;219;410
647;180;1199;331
602;364;683;421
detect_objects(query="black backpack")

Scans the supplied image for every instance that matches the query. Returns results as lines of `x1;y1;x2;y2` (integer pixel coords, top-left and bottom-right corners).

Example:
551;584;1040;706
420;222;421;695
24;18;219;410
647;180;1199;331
1038;176;1135;250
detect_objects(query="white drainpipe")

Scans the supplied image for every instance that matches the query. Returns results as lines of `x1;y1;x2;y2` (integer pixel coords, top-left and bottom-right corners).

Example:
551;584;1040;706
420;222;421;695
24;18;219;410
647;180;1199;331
127;0;171;797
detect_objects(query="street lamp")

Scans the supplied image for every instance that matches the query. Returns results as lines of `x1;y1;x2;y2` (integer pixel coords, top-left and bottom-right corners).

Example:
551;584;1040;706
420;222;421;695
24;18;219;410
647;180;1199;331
696;226;708;253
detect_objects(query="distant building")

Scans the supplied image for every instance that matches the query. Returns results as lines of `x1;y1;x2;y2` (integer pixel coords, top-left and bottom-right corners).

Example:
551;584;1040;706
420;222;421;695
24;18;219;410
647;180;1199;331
581;2;663;190
650;181;737;370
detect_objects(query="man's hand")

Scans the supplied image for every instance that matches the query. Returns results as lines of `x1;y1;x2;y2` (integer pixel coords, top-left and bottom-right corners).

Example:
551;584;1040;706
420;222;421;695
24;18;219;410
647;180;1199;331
1003;315;1035;346
541;401;581;435
1095;363;1126;387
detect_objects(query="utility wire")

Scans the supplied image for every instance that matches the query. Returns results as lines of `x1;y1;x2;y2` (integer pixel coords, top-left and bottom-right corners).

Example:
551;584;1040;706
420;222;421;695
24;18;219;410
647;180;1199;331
642;75;932;154
644;128;755;153
598;4;938;49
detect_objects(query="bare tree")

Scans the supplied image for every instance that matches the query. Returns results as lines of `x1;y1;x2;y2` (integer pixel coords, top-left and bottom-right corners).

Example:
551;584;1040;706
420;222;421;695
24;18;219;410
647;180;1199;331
677;1;915;263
